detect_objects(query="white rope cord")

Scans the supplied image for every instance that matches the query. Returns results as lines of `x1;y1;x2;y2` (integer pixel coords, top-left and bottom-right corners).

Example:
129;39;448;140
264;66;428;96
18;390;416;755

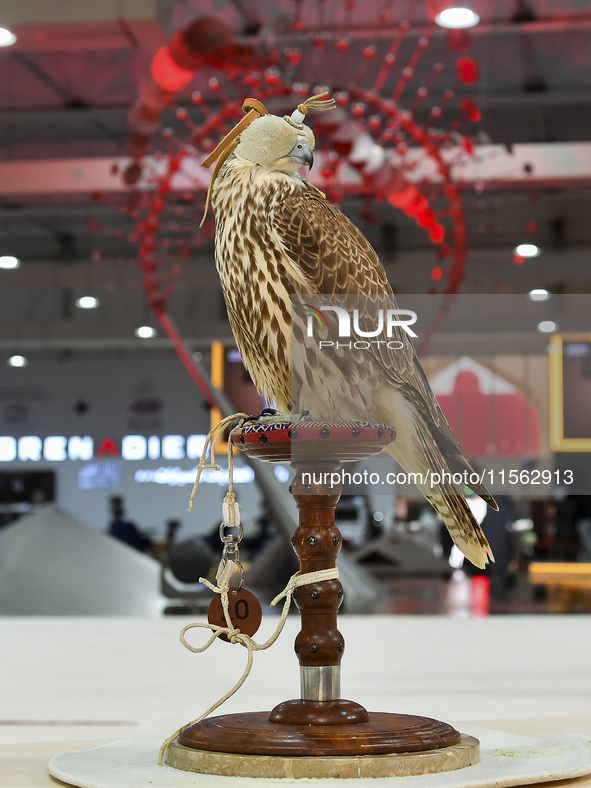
157;566;339;765
188;411;250;520
164;412;340;765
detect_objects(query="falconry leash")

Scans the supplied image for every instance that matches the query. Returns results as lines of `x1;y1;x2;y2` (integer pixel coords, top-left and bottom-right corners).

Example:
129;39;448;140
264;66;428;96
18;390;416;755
159;413;339;765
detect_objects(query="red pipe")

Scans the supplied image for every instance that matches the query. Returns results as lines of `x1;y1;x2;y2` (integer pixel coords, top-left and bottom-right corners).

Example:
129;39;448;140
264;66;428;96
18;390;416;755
155;309;216;408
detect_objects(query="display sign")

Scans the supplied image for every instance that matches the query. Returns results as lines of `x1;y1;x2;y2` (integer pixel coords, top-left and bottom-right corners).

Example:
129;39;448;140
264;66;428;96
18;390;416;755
550;334;591;451
0;434;208;462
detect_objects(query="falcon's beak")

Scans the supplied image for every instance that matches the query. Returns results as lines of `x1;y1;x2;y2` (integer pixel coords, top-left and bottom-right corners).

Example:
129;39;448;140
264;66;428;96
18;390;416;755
287;139;314;170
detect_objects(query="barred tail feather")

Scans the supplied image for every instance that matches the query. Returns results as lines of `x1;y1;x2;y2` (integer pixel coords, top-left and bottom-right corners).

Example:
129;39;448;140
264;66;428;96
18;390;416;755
425;492;494;569
384;439;494;570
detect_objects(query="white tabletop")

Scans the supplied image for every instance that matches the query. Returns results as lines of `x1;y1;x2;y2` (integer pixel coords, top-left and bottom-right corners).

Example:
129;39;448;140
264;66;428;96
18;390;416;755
2;615;591;785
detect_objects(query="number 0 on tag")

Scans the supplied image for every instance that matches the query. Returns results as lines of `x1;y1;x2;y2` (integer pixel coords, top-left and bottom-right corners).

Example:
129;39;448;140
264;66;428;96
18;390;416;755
207;588;262;643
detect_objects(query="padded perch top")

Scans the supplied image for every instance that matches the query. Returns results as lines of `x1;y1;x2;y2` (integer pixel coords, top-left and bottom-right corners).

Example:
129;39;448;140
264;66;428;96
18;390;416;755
231;420;396;463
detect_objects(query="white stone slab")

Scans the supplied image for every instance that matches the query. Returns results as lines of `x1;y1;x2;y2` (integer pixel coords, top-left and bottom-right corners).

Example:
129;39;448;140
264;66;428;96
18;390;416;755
48;725;591;787
5;617;591;745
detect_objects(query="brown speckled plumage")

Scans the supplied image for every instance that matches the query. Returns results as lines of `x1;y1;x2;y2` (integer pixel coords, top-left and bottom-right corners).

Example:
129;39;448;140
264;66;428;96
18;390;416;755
211;150;496;568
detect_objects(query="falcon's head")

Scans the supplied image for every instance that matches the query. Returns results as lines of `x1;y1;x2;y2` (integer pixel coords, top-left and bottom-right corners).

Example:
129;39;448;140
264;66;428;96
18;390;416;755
199;92;334;225
235;114;315;173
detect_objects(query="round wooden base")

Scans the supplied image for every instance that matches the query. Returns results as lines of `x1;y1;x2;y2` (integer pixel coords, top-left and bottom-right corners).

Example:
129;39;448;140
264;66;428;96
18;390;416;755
178;710;463;757
165;734;480;779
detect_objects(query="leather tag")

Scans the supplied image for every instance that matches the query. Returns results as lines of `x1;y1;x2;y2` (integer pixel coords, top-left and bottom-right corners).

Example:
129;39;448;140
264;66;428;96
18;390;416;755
207;588;262;643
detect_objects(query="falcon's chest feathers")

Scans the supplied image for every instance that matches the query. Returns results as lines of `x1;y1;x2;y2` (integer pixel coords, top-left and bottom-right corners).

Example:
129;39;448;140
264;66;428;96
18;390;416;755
211;156;309;408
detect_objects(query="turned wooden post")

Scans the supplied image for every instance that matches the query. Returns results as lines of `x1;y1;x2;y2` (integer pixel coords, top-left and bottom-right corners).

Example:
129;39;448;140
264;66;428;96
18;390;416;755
269;460;368;725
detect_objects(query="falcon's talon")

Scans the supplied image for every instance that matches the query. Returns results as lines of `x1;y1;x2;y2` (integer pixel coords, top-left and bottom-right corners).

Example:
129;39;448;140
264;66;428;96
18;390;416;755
239;409;292;426
240;414;265;426
256;410;292;424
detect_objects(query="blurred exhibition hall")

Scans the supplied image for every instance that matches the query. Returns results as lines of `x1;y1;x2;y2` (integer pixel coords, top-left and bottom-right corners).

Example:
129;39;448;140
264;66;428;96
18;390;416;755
1;0;591;626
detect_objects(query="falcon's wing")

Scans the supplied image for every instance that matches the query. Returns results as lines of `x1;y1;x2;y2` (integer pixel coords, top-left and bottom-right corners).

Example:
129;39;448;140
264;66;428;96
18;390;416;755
273;186;439;423
273;185;497;510
274;187;392;295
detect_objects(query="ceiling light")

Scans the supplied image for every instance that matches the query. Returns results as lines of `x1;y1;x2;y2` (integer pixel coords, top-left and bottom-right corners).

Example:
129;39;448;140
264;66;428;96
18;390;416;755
528;289;550;301
76;296;99;309
435;7;480;28
538;321;557;333
515;243;540;258
8;355;28;367
135;326;157;339
0;28;17;47
0;255;20;269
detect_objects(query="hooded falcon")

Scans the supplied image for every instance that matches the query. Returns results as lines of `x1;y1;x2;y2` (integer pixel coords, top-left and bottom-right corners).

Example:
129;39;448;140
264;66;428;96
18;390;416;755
202;95;496;569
